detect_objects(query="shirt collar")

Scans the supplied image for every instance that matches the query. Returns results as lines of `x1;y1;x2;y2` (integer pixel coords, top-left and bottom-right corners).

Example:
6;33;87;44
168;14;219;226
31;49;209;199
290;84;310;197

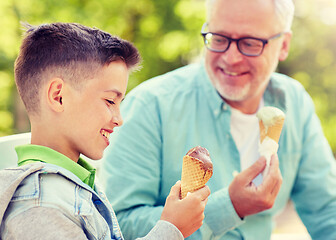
16;144;96;188
263;73;287;112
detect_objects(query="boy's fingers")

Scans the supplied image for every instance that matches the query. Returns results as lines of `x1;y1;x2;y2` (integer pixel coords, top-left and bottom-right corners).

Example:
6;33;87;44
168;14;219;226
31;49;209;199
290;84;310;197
168;180;181;199
190;185;211;201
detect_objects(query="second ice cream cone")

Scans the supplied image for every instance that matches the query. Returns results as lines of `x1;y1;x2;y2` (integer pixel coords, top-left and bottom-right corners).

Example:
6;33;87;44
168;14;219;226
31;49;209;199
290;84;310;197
257;106;285;179
259;117;285;143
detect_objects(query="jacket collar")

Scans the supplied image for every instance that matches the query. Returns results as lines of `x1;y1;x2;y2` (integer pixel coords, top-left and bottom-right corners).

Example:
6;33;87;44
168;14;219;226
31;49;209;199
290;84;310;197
16;144;96;188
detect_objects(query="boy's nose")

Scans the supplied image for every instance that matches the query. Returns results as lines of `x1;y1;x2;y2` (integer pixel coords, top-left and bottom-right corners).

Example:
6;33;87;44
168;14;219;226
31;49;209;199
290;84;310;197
111;110;123;127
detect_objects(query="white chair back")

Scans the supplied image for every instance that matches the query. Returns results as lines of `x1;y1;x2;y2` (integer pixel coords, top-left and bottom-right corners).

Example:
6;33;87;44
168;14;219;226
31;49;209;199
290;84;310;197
0;132;31;169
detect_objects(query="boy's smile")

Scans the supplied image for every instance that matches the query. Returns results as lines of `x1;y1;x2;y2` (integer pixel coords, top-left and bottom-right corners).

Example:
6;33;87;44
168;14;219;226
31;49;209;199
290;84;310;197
101;129;112;143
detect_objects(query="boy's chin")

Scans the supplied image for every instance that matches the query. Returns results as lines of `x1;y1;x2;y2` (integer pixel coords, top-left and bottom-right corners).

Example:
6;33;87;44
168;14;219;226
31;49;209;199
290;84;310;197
82;152;103;161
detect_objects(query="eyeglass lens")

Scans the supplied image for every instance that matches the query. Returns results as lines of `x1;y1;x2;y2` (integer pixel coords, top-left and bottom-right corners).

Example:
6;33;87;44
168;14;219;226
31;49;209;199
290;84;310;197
204;33;265;56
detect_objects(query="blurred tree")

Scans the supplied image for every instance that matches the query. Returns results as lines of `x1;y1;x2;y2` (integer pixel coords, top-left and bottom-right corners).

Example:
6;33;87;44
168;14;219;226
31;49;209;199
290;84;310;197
0;0;335;155
278;0;336;154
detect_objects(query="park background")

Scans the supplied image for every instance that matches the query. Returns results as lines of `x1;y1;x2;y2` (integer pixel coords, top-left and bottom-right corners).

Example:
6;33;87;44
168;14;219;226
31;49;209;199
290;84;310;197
0;0;336;156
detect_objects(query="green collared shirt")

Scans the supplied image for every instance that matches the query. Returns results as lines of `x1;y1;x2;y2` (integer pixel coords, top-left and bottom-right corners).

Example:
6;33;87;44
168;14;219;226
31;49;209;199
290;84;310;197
16;144;96;188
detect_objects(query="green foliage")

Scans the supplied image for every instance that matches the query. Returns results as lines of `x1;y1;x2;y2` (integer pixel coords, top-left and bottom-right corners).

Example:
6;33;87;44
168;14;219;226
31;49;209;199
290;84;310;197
0;0;335;155
278;0;336;154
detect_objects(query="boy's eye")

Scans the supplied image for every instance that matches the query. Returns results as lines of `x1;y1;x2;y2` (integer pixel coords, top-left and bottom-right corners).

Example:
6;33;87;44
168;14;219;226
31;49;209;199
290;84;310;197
106;99;115;105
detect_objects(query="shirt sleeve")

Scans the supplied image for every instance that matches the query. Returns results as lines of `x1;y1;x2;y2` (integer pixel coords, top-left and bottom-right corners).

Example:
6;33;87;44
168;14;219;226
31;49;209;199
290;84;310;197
137;220;183;240
291;90;336;240
204;187;245;236
3;207;88;240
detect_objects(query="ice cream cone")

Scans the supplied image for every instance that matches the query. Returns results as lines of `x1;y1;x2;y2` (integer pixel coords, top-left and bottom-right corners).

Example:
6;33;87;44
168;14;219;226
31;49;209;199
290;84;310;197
256;106;285;180
259;117;285;143
181;155;213;199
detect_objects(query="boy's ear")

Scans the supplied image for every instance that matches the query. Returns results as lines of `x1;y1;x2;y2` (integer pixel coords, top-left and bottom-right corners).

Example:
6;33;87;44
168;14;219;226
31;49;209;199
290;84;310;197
47;78;65;112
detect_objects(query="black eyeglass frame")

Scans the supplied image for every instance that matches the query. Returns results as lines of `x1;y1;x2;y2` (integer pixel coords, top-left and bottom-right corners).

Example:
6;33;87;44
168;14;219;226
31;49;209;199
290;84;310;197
201;23;285;57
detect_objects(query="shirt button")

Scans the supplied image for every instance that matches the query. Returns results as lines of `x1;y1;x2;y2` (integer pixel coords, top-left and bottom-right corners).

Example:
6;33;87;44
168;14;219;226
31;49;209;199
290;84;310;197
222;104;227;110
232;170;239;177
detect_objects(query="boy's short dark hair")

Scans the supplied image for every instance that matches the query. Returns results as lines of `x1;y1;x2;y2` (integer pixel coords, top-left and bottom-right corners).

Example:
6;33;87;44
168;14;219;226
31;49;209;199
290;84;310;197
15;22;141;115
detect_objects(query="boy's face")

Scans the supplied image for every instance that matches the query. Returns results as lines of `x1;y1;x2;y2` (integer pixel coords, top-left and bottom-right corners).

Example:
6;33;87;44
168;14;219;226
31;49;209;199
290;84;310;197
62;60;128;161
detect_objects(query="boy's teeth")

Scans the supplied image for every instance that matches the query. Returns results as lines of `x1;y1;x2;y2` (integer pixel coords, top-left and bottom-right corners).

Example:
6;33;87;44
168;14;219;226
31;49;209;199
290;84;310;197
101;130;110;139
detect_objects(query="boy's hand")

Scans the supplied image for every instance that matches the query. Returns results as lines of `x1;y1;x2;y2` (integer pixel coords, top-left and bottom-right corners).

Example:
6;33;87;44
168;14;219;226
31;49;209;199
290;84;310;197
160;180;211;238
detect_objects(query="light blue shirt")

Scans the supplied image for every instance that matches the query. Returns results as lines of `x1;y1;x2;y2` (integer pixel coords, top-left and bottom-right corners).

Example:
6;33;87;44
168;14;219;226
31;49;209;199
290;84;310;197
102;61;336;240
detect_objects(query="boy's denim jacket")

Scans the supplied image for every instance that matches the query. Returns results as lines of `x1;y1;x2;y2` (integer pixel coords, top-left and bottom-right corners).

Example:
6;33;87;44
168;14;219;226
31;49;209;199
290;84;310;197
0;163;183;240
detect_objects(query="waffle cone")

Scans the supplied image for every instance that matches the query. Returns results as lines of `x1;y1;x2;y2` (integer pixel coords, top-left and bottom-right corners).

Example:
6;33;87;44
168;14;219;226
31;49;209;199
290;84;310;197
181;155;213;199
259;117;285;143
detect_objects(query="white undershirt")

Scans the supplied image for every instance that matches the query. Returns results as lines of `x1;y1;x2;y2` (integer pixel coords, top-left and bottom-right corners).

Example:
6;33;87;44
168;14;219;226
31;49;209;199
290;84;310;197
230;100;264;185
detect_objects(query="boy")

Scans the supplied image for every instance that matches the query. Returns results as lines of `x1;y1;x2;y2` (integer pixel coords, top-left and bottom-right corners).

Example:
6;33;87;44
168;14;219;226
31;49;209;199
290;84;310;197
0;23;210;239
